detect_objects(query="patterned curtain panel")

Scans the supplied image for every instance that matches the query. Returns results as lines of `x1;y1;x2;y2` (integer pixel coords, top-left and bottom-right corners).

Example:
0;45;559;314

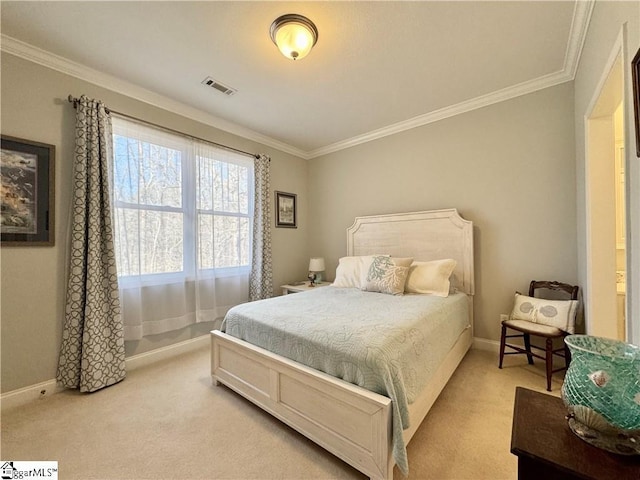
249;155;273;301
57;95;126;392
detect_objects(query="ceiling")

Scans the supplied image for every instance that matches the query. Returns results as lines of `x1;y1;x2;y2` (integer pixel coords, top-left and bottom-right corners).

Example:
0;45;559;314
0;1;590;159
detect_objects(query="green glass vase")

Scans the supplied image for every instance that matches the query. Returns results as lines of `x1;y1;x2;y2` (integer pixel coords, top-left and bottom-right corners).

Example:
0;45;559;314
562;335;640;454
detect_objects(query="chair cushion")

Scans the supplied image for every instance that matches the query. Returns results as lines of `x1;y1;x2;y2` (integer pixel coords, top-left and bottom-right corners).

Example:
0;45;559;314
510;293;578;333
502;319;564;337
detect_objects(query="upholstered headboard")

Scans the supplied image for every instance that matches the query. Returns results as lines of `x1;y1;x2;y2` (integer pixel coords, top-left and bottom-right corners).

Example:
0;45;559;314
347;209;474;295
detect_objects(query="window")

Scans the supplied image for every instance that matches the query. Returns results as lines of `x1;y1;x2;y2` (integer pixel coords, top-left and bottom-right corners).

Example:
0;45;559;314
111;117;254;284
196;155;251;271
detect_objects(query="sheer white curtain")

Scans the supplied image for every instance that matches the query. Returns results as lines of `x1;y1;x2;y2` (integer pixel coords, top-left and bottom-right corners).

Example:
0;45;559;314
111;117;253;340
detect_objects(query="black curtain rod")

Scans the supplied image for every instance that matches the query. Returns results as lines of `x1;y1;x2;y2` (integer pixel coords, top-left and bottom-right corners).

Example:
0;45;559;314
67;95;261;160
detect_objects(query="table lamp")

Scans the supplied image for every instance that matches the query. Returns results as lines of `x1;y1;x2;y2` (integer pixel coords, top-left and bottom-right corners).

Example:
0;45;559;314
308;257;325;285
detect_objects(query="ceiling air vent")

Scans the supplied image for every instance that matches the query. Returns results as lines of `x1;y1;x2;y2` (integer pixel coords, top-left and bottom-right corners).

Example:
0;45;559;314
201;77;237;96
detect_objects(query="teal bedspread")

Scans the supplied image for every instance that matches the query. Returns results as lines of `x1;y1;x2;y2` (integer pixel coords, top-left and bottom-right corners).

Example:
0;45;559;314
221;286;470;473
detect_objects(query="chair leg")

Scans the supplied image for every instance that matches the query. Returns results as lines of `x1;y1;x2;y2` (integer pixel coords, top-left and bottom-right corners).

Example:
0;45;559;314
564;341;572;369
545;337;553;392
523;333;534;365
499;325;507;368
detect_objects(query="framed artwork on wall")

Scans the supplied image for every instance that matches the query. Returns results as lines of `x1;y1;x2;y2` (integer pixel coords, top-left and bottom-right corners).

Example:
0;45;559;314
632;47;640;157
1;135;55;246
275;191;297;228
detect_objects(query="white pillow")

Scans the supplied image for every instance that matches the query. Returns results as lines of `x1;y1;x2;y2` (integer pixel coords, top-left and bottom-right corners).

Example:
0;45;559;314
510;293;578;333
363;256;413;295
404;259;457;297
333;255;388;288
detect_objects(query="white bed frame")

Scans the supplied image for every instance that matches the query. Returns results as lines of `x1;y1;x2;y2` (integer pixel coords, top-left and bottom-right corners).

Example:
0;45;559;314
211;209;474;480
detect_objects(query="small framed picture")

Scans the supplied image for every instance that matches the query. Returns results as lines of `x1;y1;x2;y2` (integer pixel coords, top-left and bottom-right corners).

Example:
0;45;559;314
275;191;297;228
1;135;55;246
632;47;640;157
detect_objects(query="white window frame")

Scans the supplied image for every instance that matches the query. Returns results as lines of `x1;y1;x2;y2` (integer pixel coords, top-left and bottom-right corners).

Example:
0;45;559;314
111;117;254;288
194;153;254;280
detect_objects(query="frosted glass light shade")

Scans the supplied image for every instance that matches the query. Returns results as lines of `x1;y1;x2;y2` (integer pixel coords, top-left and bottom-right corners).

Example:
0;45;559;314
309;257;325;272
270;14;318;61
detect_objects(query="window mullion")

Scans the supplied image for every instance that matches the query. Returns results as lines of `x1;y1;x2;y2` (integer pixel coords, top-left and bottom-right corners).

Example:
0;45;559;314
198;210;251;219
114;202;183;214
112;116;253;281
183;144;197;277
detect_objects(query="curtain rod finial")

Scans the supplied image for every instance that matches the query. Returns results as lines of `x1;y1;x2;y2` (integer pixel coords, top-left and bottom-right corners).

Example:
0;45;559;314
68;95;79;108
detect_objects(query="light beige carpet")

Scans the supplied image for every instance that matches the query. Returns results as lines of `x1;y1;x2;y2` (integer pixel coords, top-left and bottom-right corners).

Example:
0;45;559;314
1;346;561;479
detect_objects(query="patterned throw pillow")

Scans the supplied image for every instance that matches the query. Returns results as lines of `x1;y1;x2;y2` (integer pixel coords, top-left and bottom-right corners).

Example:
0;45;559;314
363;256;413;295
510;293;578;333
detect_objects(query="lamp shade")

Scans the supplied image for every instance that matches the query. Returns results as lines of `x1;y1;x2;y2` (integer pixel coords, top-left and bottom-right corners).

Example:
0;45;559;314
309;257;325;272
270;14;318;61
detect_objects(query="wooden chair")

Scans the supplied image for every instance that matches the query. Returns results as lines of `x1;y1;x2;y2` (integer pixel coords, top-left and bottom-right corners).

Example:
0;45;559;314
499;280;579;391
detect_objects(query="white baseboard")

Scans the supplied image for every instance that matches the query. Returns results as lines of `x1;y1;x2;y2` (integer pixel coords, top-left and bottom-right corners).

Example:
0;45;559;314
1;334;210;411
2;335;499;411
125;334;209;371
0;379;67;411
472;336;501;353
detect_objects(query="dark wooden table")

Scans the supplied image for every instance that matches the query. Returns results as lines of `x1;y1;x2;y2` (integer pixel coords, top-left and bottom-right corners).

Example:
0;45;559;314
510;386;640;480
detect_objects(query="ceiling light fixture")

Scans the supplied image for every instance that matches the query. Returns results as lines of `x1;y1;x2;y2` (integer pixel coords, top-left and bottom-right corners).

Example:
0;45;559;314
269;14;318;61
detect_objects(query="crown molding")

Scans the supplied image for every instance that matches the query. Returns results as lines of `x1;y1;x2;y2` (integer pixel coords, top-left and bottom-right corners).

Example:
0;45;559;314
1;0;593;161
563;0;595;79
0;34;309;160
306;69;573;158
306;0;594;159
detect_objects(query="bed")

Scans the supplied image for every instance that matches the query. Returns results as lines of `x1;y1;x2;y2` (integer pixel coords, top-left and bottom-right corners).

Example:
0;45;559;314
211;209;474;480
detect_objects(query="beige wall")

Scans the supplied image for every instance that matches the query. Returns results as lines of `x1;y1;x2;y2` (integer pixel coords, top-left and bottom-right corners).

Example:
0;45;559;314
0;53;309;392
5;2;636;393
308;82;578;343
574;0;640;344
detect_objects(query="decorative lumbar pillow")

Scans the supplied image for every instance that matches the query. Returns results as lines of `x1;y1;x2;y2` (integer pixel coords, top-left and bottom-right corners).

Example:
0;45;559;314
363;256;413;295
404;259;457;297
333;255;388;288
510;293;578;333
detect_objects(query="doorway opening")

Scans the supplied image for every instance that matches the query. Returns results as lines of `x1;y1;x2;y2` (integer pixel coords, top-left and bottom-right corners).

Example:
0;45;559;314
585;51;627;340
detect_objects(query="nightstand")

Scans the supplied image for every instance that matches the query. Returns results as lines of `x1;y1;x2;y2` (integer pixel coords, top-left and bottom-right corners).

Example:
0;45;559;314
281;282;331;295
510;387;640;480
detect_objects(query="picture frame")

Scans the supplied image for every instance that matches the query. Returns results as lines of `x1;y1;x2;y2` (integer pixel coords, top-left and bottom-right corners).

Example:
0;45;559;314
275;191;297;228
1;135;55;246
633;47;640;157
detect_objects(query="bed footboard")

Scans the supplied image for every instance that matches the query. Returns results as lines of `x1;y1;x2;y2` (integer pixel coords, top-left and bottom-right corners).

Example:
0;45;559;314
211;330;394;480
